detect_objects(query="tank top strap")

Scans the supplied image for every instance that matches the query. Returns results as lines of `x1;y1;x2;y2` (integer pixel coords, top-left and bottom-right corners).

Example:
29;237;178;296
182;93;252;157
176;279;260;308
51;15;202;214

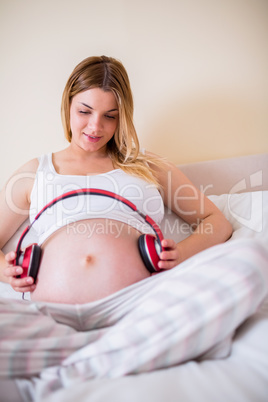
37;153;54;173
29;153;56;220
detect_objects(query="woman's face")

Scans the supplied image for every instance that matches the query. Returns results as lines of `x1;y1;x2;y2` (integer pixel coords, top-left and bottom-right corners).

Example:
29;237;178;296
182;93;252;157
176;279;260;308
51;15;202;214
69;87;119;154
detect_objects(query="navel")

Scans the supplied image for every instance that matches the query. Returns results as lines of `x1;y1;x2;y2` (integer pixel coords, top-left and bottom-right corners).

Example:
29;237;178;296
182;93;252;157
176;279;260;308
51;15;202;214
80;254;95;267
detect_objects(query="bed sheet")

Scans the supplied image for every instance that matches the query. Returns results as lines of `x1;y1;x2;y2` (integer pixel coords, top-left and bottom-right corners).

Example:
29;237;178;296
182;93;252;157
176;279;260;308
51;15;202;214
37;296;268;402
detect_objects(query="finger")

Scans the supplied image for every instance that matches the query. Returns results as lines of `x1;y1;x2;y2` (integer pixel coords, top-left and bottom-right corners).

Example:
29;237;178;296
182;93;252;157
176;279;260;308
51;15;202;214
9;276;35;289
161;238;176;249
158;259;177;270
4;266;23;278
160;249;179;261
12;284;36;293
5;251;16;264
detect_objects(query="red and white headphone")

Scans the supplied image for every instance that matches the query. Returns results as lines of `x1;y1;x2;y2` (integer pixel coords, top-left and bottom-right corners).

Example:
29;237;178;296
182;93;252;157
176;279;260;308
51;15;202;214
15;188;164;281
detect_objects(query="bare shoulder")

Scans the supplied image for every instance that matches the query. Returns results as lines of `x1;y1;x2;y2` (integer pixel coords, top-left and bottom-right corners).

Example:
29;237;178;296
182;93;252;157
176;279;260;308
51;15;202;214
144;150;184;180
14;158;39;175
0;158;39;248
144;150;175;167
4;157;39;203
144;151;200;204
6;158;39;183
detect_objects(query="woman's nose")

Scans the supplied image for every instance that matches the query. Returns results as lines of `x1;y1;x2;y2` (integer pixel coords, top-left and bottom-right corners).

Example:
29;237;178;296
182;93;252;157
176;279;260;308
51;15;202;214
88;114;103;131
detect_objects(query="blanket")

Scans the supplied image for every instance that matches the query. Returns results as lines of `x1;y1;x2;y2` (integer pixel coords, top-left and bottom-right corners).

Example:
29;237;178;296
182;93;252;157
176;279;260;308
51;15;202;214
0;239;267;401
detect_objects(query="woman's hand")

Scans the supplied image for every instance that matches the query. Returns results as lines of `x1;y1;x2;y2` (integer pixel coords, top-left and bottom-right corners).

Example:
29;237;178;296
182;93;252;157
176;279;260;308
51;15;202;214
4;251;36;293
158;239;181;270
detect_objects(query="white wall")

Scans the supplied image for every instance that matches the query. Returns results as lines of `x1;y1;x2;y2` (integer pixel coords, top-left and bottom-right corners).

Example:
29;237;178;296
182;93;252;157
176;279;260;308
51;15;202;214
1;0;267;188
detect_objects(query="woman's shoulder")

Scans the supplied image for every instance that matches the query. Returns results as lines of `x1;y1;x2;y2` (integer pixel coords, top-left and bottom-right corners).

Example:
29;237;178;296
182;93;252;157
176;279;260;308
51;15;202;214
144;150;183;170
10;152;55;178
1;157;40;213
143;150;189;188
17;157;40;174
3;157;39;195
142;150;172;172
5;158;39;184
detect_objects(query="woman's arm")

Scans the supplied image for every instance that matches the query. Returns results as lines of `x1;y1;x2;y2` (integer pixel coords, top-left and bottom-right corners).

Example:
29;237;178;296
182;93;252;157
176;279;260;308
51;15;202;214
0;159;38;291
150;156;233;270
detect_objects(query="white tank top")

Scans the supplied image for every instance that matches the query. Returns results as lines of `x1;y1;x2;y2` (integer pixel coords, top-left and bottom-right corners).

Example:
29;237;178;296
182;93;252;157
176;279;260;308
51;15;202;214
29;153;164;244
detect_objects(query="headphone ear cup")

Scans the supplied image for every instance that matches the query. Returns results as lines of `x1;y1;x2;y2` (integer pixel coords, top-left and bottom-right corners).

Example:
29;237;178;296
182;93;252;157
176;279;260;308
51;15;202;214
16;244;42;283
138;234;161;273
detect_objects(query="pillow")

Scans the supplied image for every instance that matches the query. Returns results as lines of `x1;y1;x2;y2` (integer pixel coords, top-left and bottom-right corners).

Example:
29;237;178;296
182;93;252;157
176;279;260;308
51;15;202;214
209;191;268;244
161;191;268;246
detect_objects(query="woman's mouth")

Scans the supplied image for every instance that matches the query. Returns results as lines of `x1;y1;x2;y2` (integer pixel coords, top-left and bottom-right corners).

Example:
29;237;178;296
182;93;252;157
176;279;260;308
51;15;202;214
83;133;102;143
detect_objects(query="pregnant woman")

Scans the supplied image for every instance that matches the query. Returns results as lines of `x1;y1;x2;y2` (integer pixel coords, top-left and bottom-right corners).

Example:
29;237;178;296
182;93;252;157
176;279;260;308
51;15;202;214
0;55;232;303
1;57;267;395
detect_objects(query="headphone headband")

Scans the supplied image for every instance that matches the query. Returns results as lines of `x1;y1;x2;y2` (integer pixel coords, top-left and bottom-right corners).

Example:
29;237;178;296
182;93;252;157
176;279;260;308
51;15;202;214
16;188;164;264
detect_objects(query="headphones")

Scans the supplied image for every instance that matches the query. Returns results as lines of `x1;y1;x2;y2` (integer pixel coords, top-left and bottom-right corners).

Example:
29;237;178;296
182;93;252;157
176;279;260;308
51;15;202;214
15;188;164;282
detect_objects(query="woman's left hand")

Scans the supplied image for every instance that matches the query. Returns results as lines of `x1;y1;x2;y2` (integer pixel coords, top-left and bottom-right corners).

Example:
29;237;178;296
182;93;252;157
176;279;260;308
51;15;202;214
158;239;181;270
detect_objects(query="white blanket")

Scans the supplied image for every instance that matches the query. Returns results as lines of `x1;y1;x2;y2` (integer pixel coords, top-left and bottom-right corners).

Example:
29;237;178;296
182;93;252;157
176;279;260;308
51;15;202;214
0;239;267;401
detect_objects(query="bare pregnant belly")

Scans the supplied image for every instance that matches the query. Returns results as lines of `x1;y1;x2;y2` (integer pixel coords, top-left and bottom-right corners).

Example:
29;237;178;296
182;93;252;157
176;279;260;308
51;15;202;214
31;219;151;304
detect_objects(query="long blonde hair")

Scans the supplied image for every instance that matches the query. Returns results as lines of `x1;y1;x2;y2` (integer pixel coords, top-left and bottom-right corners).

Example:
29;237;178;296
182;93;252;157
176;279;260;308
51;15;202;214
61;56;164;186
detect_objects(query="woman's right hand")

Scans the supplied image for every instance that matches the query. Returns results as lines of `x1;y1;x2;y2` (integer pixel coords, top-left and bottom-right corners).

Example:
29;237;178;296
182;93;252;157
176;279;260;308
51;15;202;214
4;251;36;293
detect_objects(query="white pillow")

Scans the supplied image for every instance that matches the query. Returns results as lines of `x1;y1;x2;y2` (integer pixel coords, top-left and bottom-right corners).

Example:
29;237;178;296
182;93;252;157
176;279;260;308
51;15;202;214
161;191;268;246
209;191;268;244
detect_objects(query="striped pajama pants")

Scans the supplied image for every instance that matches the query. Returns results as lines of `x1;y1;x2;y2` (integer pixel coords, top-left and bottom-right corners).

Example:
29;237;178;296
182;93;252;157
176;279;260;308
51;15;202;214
0;239;267;389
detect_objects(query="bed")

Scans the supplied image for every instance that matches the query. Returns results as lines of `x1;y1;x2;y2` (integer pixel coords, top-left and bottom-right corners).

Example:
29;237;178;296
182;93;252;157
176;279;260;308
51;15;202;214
0;153;268;402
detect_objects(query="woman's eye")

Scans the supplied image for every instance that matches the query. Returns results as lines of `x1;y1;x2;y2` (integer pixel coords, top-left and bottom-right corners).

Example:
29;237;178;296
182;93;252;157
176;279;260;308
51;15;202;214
79;111;90;115
105;115;116;120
